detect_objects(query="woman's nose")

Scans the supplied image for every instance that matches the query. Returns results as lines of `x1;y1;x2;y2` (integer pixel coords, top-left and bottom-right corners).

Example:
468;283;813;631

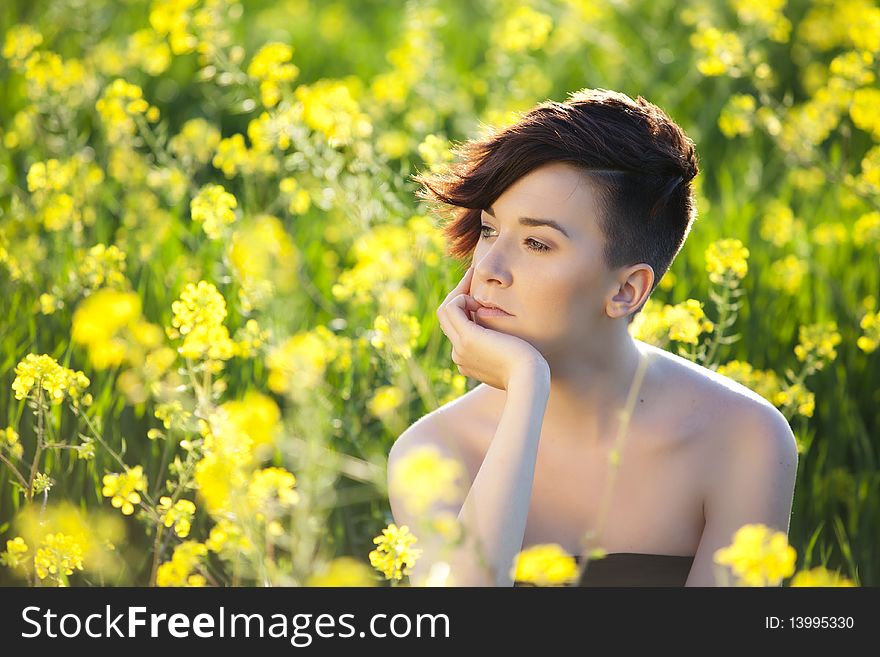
473;241;513;285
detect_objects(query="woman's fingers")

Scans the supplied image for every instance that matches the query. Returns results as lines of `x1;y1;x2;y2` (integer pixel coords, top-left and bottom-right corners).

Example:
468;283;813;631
445;293;482;343
441;265;474;307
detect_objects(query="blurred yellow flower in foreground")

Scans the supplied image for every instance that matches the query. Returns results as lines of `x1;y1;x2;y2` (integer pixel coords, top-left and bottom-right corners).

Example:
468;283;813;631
306;557;378;587
511;543;579;586
388;444;466;516
714;523;796;586
789;566;857;587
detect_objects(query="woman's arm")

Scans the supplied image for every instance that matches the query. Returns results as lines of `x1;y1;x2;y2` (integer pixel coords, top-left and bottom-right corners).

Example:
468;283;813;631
451;361;550;586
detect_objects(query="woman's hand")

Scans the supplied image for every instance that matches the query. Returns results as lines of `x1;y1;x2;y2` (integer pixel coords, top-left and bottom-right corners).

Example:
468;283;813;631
436;265;549;391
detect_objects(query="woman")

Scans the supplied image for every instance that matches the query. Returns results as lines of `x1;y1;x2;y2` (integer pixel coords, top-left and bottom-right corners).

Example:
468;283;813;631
387;88;799;587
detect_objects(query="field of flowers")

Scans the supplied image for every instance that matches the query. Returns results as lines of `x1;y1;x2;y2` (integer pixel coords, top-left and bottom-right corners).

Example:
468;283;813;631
0;0;877;587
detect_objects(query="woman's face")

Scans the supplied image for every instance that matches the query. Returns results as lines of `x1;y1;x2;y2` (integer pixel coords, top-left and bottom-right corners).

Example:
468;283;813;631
469;161;646;359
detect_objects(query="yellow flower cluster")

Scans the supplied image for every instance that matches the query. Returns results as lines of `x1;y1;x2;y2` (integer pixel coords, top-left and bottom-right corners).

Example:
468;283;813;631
331;222;427;305
247;42;299;108
12;353;91;407
158;496;197;538
77;244;128;291
71;288;142;369
149;0;199;55
102;465;148;515
168;280;237;361
491;6;554;53
811;222;849;247
266;326;352;401
34;533;85;585
718;94;757;138
850;86;880;141
730;0;792;42
760;200;805;248
190;183;238;239
768;255;808;296
794;321;842;369
388;445;467;517
417;133;454;173
716;360;814;419
96;78;160;143
295;79;373;148
247;467;300;522
705;238;749;285
857;297;879;353
2;23;43;65
205;518;253;558
369;523;421;581
306;556;377;587
279;176;312;214
371;313;422;360
853;211;880;251
714;523;796;586
629;298;714;347
212;132;280;178
0;425;23;461
789;566;856;587
511;543;579;586
170;117;222;169
125;28;172;76
7;45;93;107
26;154;104;233
690;26;746;77
156;540;208;587
219;390;280;454
367;385;405;420
193;411;255;515
227;213;300;313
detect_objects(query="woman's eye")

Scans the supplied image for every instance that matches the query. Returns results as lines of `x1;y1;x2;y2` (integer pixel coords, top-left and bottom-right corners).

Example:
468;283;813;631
478;225;550;253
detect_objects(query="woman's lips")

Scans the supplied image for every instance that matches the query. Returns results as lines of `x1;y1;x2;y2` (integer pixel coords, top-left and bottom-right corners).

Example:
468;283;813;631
475;305;512;317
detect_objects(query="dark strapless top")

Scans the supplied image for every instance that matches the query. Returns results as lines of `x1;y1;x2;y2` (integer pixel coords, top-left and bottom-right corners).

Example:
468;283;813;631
513;552;695;587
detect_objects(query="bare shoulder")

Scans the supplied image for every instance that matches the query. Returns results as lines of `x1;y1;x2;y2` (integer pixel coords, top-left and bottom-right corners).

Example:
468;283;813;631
647;343;791;427
646;344;799;482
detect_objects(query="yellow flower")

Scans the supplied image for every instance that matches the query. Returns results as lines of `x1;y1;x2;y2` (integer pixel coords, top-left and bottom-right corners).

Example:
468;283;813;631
768;255;808;296
306;557;378;586
705;238;749;284
156;541;208;587
718;94;757;138
760;201;804;248
665;299;714;345
247;467;300;516
11;353;90;406
713;523;797;586
190;183;237;239
157;497;197;538
388;445;467;517
492;6;554;53
794;321;842;370
71;288;142;370
857;306;880;353
295;79;373;148
369;523;421;581
511;543;579;586
789;566;857;587
690;26;745;77
170;118;222;167
367;385;406;419
34;533;85;585
730;0;791;42
0;536;29;569
102;465;147;516
371;313;421;360
247;42;299;108
2;24;44;65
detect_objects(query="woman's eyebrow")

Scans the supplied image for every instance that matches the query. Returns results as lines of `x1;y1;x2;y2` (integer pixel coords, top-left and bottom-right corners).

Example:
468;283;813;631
485;206;571;239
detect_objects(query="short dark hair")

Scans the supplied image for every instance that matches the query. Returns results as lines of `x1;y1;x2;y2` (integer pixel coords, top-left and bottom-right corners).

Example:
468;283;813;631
412;88;700;324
